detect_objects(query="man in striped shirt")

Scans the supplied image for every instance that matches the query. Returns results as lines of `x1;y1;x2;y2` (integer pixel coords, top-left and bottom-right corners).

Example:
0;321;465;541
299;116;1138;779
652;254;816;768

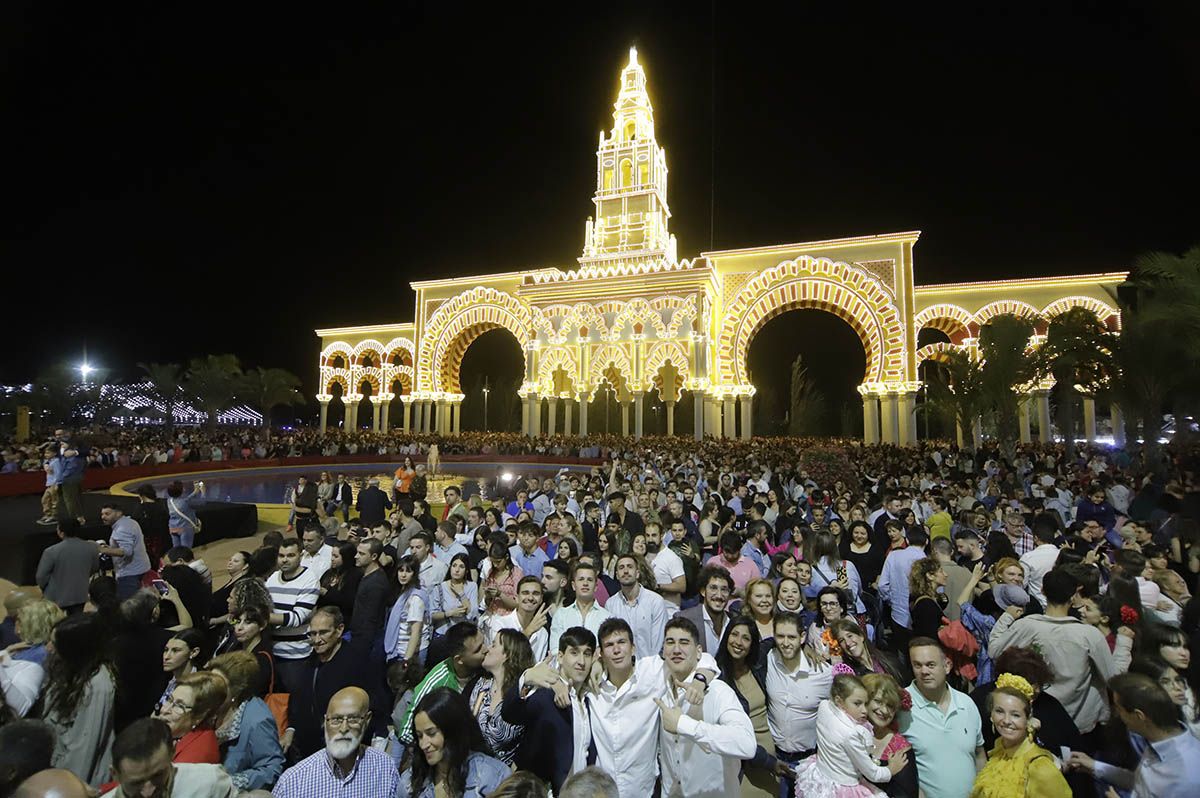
397;621;486;744
266;538;321;694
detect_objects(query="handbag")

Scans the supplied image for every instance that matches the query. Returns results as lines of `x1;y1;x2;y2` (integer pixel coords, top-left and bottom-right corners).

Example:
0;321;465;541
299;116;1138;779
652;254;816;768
168;498;203;536
262;651;290;740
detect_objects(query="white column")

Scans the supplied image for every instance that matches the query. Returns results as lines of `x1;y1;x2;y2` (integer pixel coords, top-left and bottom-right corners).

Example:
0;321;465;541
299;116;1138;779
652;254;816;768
740;396;752;440
665;400;675;436
402;398;412;433
1111;404;1125;447
723;397;736;439
564;398;573;435
693;394;704;440
620;401;630;436
370;398;382;432
531;395;542;436
879;392;898;445
706;397;720;439
547;398;558;436
897;392;915;445
634;391;645;438
345;399;360;431
521;396;531;436
1083;397;1096;443
578;394;588;436
454;401;463;436
318;398;330;434
380;399;390;433
862;394;879;445
1036;391;1053;443
1018;396;1032;444
420;400;430;434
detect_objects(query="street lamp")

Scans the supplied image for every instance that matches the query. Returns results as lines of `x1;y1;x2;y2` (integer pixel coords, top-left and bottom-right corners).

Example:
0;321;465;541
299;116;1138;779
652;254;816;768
482;379;491;432
78;363;95;383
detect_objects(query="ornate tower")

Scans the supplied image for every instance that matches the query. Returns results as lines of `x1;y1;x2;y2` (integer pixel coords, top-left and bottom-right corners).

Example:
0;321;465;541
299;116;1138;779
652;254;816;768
580;46;678;268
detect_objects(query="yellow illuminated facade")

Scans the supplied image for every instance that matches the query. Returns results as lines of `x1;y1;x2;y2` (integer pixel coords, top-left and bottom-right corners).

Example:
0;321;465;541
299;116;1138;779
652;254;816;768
315;48;1125;444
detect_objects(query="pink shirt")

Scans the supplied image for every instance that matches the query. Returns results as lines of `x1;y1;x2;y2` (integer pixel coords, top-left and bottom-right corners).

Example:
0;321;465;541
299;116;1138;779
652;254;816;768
721;556;762;592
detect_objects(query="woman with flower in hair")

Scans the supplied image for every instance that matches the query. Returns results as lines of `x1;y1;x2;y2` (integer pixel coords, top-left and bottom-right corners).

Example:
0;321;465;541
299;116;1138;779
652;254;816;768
860;673;918;798
970;672;1071;797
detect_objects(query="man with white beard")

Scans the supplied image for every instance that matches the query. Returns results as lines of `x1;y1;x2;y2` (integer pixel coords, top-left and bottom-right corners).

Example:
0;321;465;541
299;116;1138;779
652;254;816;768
273;688;398;797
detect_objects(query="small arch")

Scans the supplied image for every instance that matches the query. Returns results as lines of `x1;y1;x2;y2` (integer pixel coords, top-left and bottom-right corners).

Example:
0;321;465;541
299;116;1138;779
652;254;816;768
619;158;633;187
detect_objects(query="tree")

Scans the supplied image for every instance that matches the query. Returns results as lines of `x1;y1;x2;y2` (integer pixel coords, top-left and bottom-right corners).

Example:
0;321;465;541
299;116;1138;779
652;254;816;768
1035;307;1115;460
185;355;242;433
28;366;81;429
239;367;305;438
139;362;185;435
787;355;827;436
922;350;986;448
1111;245;1200;460
977;314;1038;459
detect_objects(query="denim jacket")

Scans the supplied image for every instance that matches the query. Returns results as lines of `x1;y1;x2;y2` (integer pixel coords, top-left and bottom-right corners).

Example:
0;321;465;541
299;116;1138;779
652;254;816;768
396;751;510;798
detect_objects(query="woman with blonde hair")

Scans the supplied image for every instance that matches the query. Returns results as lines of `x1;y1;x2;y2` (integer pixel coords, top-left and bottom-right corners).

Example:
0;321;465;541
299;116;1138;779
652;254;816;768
208;650;285;790
970;673;1070;797
9;599;65;665
154;670;227;764
859;673;918;798
743;578;777;643
907;558;948;640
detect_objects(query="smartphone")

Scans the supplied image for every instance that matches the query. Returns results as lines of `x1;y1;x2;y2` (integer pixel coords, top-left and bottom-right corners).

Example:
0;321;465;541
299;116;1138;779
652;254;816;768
151;579;170;596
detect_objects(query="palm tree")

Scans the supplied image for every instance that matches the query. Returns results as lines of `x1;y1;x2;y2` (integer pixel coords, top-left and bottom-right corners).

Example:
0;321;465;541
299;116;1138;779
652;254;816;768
239;367;305;438
185;355;242;433
977;314;1038;460
29;366;80;428
1111;245;1200;460
1035;307;1115;459
139;362;185;435
922;349;986;448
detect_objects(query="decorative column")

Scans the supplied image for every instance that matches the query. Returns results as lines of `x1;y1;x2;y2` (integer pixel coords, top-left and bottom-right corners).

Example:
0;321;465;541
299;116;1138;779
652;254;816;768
1035;390;1052;443
665;400;675;436
1083;397;1096;443
1018;396;1032;444
706;397;721;440
634;391;645;439
317;395;331;434
369;396;383;432
693;393;704;440
879;391;898;445
564;397;573;434
547;397;558;436
420;400;430;434
723;397;736;439
1111;404;1125;447
401;396;412;433
740;396;753;440
345;396;361;431
620;401;630;436
861;392;880;445
521;396;531;436
896;391;915;446
577;393;589;436
380;397;391;433
531;394;542;436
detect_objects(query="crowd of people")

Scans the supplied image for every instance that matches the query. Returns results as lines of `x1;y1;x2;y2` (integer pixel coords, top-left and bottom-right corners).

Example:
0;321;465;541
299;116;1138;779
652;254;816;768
2;423;1199;798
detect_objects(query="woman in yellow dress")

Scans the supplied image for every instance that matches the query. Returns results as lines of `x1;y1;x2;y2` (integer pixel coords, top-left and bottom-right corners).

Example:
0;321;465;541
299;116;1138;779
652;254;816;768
970;673;1071;798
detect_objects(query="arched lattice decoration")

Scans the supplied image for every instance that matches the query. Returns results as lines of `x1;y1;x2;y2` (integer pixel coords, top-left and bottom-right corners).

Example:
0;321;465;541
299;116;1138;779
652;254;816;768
645;339;692;401
418;287;533;393
915;342;965;366
537;347;580;396
588;344;634;390
913;303;974;343
973;300;1043;327
1040;296;1121;330
718;257;906;385
324;372;350;395
384;337;415;366
611;298;667;338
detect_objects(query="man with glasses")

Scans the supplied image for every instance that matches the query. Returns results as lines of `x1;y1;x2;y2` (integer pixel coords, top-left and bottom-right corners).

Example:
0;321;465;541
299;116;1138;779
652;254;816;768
286;607;386;758
274;687;398;798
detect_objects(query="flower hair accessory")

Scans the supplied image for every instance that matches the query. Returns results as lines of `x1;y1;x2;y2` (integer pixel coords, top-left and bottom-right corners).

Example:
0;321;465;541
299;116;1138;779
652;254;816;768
832;663;855;677
899;688;912;711
1120;605;1140;625
821;628;842;657
995;672;1035;702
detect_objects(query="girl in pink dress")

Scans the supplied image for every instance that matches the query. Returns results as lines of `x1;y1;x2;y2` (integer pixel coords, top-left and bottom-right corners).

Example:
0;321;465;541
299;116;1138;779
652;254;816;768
793;673;909;798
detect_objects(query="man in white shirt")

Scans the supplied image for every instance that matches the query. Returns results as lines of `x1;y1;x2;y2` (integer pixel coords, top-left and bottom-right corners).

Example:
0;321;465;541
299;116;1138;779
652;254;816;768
409;532;447;589
587;617;717;798
1019;520;1060;606
645;522;686;608
299;527;333;581
549;561;611;653
605;553;668;658
654;616;756;798
487;575;550;660
766;611;833;794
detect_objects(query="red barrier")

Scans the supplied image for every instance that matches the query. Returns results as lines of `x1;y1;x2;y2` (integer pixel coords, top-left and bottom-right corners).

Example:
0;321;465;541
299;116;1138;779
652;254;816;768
0;453;604;498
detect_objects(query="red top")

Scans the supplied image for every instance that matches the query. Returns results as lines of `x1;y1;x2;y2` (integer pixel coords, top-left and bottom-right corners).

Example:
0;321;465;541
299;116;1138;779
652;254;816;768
173;729;221;764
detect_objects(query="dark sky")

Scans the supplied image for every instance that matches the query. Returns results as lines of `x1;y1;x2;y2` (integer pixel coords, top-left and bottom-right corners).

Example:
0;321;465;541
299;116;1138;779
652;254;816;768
8;2;1198;412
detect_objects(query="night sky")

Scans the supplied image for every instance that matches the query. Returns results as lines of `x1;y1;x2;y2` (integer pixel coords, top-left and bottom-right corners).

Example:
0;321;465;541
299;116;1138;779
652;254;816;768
8;3;1198;422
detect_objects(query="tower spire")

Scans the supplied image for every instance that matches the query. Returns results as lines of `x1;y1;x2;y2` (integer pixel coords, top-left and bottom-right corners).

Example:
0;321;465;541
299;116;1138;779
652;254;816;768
579;46;677;268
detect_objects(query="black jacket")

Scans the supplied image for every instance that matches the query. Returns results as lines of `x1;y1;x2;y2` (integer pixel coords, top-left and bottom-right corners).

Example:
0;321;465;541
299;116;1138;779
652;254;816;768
355;486;392;527
334;482;353;506
501;681;595;795
287;638;388;756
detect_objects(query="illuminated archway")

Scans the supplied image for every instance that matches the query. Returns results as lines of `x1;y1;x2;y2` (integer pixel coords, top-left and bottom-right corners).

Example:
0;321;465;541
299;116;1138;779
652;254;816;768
418;287;533;393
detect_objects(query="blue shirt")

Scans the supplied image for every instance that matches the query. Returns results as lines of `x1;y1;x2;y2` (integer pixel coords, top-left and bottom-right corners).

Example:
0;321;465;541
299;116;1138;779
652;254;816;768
1095;726;1200;798
877;547;926;629
509;544;548;579
741;541;769;578
273;745;398;798
44;458;63;487
397;751;509;798
899;683;983;798
109;516;151;578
